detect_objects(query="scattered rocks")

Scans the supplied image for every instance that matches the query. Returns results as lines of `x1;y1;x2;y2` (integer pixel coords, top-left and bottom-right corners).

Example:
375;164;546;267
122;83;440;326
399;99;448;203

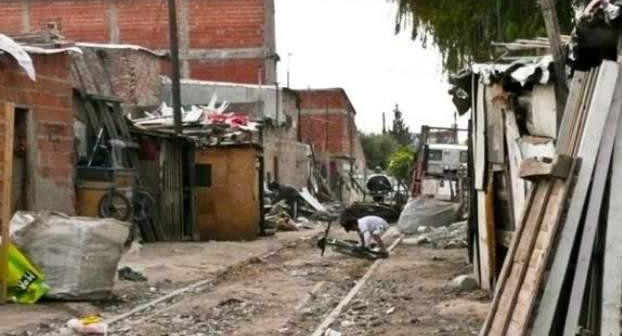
450;274;478;291
404;221;468;249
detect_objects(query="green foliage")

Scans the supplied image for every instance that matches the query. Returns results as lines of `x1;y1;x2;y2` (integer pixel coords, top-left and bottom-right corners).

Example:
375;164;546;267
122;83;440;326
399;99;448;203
361;133;400;170
388;146;416;183
389;104;413;146
395;0;579;72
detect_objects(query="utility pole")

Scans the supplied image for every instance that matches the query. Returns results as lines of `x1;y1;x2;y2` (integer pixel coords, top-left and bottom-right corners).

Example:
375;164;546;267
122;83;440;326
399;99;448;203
168;0;183;135
287;53;292;88
539;0;569;121
382;112;386;134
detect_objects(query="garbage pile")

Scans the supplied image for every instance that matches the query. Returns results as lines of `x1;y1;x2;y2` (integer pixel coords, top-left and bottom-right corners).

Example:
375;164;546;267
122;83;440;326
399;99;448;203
403;221;468;249
264;183;335;234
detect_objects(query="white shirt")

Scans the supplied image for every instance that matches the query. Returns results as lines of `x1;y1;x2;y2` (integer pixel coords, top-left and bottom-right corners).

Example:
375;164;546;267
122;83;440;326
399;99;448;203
358;216;387;246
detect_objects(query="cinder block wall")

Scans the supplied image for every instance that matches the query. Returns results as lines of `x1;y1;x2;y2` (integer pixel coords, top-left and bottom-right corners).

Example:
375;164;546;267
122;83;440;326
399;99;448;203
0;53;75;214
0;0;277;84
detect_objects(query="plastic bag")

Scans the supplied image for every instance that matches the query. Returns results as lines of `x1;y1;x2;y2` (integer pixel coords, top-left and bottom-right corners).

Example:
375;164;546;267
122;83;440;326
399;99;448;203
6;243;49;304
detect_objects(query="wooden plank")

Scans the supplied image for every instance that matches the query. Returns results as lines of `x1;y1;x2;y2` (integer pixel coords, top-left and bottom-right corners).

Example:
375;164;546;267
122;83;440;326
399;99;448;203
563;68;622;336
532;61;619;335
475;81;487;190
488;181;553;335
510;72;593;336
504;109;526;228
0;103;15;304
556;73;587;152
486;84;506;164
479;185;536;336
601;107;622;335
511;169;577;336
485;177;497;287
518;155;573;180
477;190;492;290
539;0;569;118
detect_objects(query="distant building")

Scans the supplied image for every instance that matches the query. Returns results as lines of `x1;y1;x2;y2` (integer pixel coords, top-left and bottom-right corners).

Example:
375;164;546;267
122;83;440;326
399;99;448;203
296;88;367;201
0;0;277;84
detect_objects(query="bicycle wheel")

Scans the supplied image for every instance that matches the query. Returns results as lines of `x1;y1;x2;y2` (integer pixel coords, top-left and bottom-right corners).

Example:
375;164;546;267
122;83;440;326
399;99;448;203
98;190;132;221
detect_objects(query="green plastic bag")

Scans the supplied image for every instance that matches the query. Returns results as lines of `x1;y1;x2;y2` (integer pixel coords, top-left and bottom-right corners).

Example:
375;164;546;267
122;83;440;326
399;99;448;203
6;243;49;304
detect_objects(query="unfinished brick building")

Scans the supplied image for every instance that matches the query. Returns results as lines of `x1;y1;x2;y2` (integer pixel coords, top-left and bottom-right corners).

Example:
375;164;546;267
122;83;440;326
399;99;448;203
0;0;277;84
297;88;367;200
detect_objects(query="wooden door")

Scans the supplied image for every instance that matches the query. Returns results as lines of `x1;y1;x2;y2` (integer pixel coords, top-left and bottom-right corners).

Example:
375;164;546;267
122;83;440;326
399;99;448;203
0;102;16;304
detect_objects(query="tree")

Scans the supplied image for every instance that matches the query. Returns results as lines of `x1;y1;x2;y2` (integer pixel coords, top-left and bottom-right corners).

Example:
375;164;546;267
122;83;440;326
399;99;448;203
395;0;578;72
388;146;416;184
389;104;413;146
361;133;400;170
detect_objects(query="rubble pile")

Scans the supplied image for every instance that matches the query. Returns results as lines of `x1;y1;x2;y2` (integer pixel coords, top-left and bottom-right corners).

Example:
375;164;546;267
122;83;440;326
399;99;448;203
403;221;468;249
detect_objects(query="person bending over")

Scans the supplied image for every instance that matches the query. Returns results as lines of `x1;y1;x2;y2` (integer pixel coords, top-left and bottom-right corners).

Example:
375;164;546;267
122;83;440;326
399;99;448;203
342;215;388;254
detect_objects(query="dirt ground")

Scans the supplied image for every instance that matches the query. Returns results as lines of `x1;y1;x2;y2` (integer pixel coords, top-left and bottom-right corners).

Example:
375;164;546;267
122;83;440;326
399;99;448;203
0;226;490;336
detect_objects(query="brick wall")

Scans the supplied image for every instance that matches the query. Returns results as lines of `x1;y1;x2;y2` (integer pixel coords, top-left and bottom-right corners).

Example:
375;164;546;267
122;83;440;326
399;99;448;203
297;88;359;158
297;89;353;110
189;58;264;84
82;47;164;107
300;113;349;155
0;53;75;214
0;0;276;84
187;0;265;49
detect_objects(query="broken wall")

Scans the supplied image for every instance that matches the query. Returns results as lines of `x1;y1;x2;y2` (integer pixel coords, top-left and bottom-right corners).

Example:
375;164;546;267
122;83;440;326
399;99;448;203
73;45;163;108
0;52;75;214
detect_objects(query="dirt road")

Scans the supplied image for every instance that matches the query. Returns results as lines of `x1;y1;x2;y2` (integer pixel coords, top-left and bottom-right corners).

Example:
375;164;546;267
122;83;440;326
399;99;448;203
2;228;490;336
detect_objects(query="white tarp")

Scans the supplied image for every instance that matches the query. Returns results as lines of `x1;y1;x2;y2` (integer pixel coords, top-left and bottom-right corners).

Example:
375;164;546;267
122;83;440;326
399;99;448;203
0;34;35;81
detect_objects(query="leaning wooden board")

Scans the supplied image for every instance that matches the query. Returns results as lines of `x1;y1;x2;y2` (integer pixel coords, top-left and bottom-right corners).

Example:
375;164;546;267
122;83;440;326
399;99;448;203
531;61;620;335
480;70;589;336
562;65;622;335
601;88;622;336
474;81;487;190
0;102;15;304
506;73;590;336
504;109;526;229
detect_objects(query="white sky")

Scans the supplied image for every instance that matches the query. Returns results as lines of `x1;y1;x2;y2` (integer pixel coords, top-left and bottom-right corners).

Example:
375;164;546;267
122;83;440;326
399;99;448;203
275;0;469;134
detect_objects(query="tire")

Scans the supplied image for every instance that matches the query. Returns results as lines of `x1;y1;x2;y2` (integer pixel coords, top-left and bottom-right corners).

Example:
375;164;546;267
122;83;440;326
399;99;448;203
98;190;132;221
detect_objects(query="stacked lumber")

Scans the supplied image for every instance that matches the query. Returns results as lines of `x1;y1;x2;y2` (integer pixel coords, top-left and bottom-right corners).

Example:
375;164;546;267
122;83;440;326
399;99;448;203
481;60;622;335
465;57;559;291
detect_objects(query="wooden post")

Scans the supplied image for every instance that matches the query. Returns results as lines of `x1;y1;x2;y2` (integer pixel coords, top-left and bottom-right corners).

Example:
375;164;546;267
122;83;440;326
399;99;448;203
539;0;569;121
0;102;15;304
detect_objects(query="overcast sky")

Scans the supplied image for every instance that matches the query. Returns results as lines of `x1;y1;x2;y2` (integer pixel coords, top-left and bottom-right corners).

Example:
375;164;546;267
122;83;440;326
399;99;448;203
275;0;468;134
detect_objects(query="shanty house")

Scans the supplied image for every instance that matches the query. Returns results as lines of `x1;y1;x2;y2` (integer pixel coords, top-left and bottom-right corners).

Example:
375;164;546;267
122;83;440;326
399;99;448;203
161;80;313;190
0;40;77;215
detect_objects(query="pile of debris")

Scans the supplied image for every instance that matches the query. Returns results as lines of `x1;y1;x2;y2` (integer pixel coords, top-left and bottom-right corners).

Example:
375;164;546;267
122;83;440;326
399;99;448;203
130;96;259;147
403;221;468;250
264;183;334;234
